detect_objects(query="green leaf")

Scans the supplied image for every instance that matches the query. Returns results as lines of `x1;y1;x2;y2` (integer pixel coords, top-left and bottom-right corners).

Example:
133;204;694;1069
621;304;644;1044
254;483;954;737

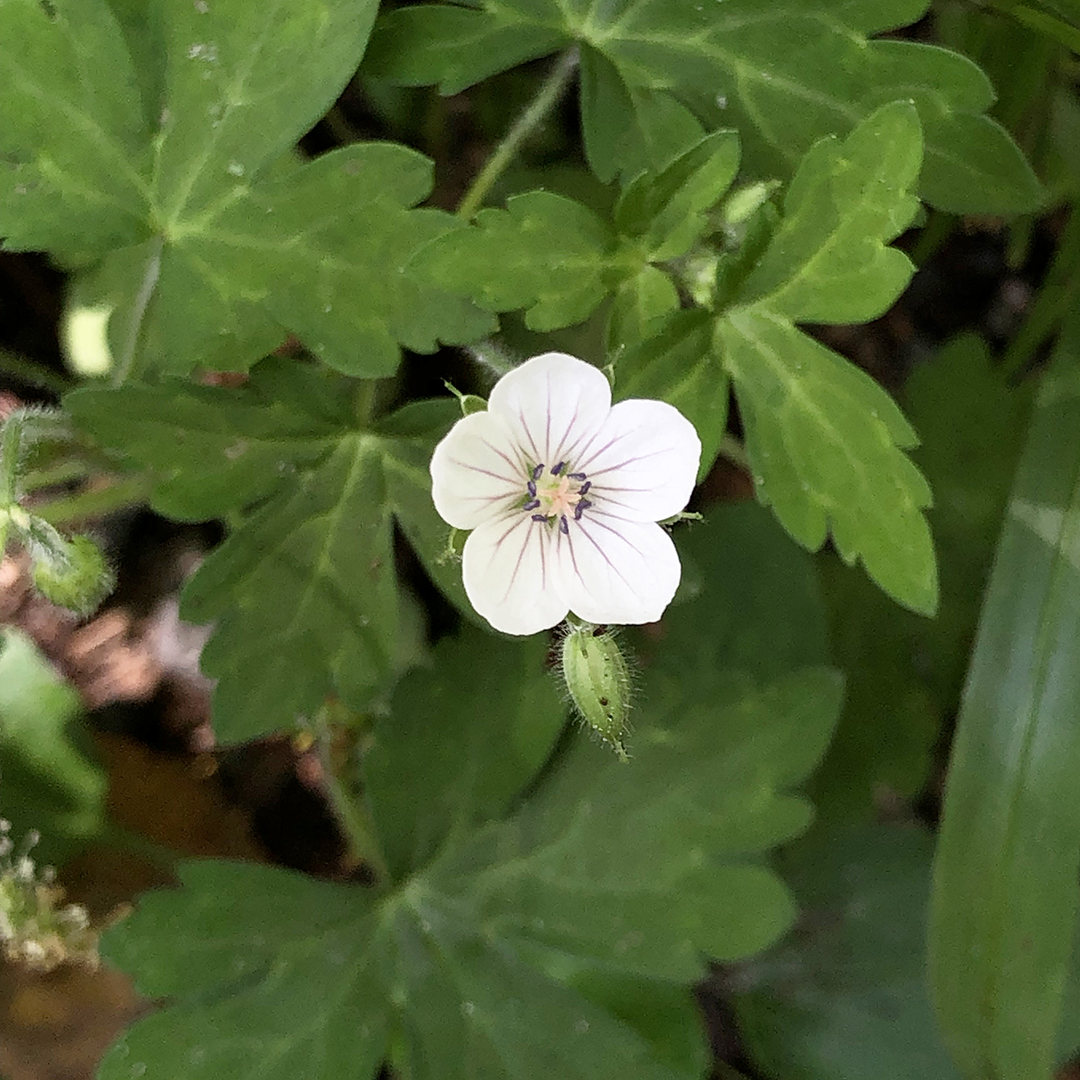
719;310;936;614
68;367;474;740
718;104;937;615
639;500;830;686
614;131;740;261
160;144;495;378
578;46;704;183
811;335;1035;818
409;191;624;332
448;665;841;982
0;0;150;257
736;825;962;1080
364;4;565;96
929;312;1080;1080
100;504;838;1080
614;310;727;482
66;357;357;521
365;0;1043;213
2;0;493;379
0;628;105;864
367;628;567;881
733;104;921;324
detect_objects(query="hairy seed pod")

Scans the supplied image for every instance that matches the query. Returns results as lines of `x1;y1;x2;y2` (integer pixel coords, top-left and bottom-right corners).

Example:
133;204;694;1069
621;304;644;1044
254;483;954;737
560;623;632;761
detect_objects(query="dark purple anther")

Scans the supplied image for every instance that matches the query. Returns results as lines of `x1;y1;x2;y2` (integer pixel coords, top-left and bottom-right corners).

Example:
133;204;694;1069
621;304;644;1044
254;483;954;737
578;481;591;495
551;461;565;475
527;480;537;496
531;513;548;522
574;498;592;521
523;499;540;511
559;515;569;534
568;472;587;481
532;464;544;480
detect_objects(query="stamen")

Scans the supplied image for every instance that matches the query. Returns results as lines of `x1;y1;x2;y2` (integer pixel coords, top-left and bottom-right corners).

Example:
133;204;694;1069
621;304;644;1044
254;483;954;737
560;515;569;535
578;481;591;495
568;472;587;481
551;462;565;476
579;498;592;510
531;513;547;522
527;480;537;496
574;504;584;521
523;499;541;511
532;464;544;480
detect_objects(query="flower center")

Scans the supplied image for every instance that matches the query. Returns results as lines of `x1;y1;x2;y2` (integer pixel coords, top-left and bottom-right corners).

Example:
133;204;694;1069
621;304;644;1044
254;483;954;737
522;462;592;534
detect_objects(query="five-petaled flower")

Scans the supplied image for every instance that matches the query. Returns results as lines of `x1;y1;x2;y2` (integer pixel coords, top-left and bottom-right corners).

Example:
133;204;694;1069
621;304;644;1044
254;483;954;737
430;352;701;635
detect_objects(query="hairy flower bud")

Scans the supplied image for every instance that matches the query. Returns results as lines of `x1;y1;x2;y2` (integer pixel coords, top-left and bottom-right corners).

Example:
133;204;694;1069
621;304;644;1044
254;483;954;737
560;623;632;761
30;533;114;615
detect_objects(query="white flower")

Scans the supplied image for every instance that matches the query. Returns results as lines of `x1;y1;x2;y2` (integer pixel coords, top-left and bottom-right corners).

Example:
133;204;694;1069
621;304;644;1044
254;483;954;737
430;352;701;635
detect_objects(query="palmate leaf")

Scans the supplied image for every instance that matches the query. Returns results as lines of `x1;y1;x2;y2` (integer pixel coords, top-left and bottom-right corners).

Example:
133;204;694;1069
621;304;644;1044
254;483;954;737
68;361;465;741
365;0;1043;211
0;0;492;379
99;510;841;1080
716;102;937;615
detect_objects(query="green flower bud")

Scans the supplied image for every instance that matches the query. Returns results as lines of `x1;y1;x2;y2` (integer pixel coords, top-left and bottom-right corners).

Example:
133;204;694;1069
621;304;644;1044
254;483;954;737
560;623;632;761
31;533;114;615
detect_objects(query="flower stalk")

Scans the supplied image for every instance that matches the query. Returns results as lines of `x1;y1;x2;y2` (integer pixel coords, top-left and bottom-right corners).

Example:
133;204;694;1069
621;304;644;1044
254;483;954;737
456;49;580;220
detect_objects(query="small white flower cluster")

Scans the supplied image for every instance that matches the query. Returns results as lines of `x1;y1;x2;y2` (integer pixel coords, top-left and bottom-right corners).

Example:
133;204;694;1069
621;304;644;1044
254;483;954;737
0;820;97;971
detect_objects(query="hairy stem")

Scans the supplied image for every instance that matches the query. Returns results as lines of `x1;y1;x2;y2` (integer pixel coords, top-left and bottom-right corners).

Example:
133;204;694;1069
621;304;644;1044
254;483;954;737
456;48;580;220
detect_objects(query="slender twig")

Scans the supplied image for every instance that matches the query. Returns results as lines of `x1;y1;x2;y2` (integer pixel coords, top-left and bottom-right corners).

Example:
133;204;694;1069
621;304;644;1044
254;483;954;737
456;48;580;220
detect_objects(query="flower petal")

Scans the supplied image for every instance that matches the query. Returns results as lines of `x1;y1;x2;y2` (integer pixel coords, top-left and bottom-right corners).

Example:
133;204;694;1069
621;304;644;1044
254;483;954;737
488;352;612;468
463;514;569;635
430;410;527;530
554;517;681;625
575;399;701;522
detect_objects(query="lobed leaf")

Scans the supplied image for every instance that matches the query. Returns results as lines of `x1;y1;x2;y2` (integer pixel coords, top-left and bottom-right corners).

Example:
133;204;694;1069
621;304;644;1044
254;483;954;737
70;365;470;741
719;308;936;614
409;190;623;331
99;506;839;1080
365;0;1043;212
718;104;937;615
2;0;492;379
66;357;356;521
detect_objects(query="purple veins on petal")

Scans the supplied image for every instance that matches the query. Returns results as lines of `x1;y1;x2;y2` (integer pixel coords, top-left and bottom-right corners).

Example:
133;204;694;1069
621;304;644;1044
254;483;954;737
532;464;545;480
531;513;548;522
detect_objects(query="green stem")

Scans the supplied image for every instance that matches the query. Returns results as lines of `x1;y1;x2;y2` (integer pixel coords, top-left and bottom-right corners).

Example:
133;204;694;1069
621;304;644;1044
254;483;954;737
0;415;22;505
0;351;72;395
317;728;390;885
456;48;580;220
34;474;151;527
